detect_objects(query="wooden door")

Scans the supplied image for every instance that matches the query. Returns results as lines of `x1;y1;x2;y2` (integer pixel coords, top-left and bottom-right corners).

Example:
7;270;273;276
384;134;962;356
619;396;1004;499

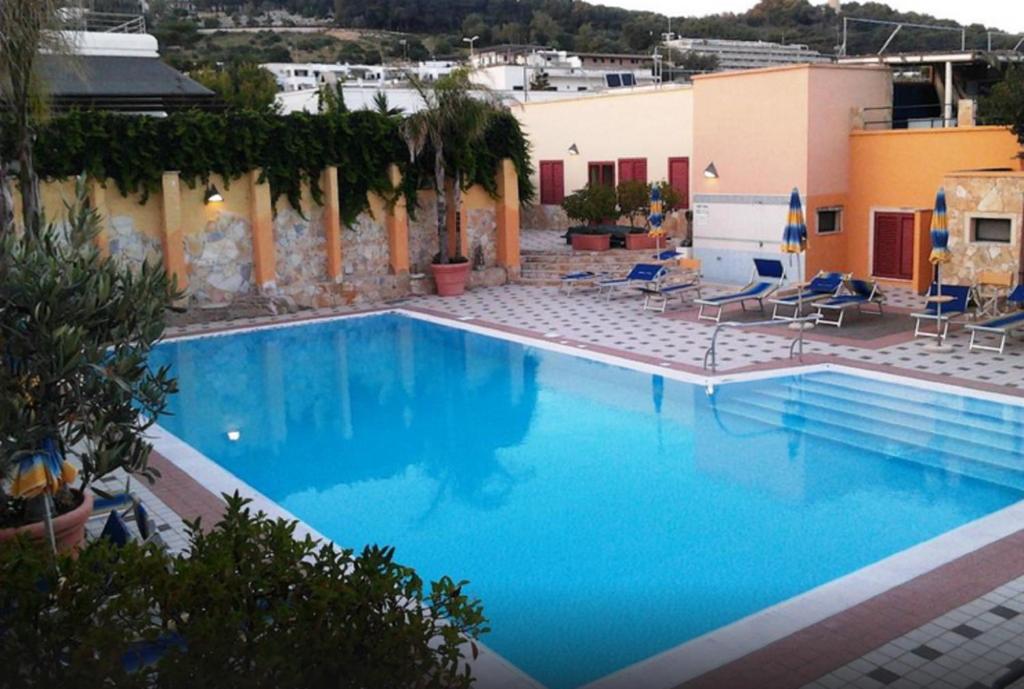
539;160;564;205
873;212;915;280
668;157;690;209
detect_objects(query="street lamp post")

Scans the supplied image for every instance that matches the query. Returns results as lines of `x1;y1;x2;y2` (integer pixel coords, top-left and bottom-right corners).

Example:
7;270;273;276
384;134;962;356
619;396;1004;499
463;35;480;60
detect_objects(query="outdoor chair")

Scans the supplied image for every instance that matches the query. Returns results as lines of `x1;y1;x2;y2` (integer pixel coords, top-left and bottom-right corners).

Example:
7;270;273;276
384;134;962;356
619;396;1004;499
814;278;885;328
912;283;972;339
597;263;668;300
641;258;702;312
967;285;1024;353
694;258;786;322
559;270;607;294
972;270;1014;320
768;271;846;321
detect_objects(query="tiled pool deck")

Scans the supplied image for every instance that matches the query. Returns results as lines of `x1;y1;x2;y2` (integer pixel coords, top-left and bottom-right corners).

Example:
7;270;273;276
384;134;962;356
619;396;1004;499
133;281;1024;689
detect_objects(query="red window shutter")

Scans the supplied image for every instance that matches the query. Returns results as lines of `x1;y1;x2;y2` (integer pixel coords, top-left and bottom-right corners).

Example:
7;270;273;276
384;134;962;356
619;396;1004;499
873;214;902;279
539;161;564;204
618;158;648;184
553;161;564;202
899;215;915;280
636;158;647;184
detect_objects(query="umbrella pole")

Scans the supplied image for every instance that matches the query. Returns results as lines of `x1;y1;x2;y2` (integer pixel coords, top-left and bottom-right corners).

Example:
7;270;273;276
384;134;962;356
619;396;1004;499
42;493;57;556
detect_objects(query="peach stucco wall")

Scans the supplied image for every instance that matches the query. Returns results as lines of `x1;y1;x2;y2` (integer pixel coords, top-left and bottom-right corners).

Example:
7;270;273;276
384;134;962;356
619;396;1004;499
844;126;1020;287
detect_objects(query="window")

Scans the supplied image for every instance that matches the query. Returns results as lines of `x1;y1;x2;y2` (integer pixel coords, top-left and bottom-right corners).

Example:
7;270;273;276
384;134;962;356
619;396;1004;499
539;161;565;205
621;74;636;86
295;69;309;77
605;74;622;88
817;207;842;234
588;162;615;188
618;158;647;184
971;217;1012;243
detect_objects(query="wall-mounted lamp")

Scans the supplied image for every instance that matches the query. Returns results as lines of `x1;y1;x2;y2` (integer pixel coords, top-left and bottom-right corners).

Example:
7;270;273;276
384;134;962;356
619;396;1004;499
568;143;580;156
226;429;241;441
204;184;224;204
703;162;719;179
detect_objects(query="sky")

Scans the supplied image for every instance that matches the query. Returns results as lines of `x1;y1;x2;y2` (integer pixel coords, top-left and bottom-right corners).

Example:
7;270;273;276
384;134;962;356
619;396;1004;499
604;1;1024;34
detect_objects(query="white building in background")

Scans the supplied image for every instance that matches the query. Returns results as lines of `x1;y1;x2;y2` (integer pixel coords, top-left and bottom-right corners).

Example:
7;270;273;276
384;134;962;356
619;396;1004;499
664;37;831;71
262;60;458;93
469;45;658;94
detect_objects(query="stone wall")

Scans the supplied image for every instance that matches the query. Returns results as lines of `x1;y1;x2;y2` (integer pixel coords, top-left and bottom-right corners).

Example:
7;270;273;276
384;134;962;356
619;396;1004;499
273;204;328;306
945;173;1024;285
108;214;163;269
409;192;439;274
466;207;497;270
521;203;571;231
184;212;254;303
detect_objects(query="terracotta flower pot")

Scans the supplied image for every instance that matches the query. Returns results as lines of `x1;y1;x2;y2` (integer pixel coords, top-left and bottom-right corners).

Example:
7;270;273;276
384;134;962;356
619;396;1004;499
571;233;611;251
0;490;94;554
430;261;471;297
624;233;658;250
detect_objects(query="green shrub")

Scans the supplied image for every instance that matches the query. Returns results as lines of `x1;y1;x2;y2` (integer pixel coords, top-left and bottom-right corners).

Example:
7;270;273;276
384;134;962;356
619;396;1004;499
616;180;649;227
0;493;488;689
561;183;617;225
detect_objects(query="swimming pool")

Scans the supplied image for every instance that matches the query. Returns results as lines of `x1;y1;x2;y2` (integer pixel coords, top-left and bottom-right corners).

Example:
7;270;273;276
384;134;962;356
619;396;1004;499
149;312;1024;689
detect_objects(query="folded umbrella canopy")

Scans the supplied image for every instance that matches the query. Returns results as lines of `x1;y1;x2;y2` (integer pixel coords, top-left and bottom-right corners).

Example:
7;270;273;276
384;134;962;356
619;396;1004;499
781;188;808;323
10;437;78;498
648;184;665;253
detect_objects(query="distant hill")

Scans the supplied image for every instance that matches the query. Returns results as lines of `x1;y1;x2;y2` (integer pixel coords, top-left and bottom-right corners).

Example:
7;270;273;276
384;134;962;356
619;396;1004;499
156;0;1019;68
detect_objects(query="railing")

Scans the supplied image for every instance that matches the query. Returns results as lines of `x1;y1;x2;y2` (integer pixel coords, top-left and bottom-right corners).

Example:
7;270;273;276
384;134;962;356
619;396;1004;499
61;10;146;34
702;315;819;373
861;103;954;131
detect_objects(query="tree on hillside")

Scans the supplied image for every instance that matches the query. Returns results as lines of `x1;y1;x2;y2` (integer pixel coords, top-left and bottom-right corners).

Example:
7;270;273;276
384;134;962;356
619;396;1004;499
193;62;281;113
982;66;1024;147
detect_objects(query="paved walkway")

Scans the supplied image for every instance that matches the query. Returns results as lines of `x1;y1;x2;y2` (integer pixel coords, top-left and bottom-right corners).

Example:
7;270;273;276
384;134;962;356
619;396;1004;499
126;282;1024;689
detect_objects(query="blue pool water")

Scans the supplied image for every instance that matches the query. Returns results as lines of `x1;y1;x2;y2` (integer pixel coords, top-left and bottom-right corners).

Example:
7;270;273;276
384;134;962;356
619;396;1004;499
150;314;1024;689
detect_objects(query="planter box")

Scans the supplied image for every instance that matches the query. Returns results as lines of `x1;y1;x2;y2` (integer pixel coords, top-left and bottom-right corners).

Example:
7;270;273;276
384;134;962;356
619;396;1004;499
624;233;658;250
571;233;611;252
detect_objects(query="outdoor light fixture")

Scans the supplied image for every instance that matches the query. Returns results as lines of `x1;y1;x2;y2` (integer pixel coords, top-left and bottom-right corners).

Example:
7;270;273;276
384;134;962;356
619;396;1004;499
204;184;224;204
703;162;719;179
568;143;580;155
227;429;241;441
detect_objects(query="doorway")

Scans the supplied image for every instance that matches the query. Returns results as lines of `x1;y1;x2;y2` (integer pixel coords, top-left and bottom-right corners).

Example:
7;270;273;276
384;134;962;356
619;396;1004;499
872;212;915;280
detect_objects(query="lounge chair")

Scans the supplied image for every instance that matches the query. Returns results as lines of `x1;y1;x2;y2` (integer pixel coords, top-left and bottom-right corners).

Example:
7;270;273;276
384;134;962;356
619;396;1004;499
967;285;1024;353
559;270;605;294
641;258;702;312
912;283;971;338
694;258;786;322
99;496;161;547
814;278;885;328
597;263;667;300
768;271;846;321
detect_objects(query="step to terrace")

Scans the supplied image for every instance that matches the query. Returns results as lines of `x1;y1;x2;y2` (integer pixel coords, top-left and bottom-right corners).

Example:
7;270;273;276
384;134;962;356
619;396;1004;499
709;375;1024;492
518;248;678;285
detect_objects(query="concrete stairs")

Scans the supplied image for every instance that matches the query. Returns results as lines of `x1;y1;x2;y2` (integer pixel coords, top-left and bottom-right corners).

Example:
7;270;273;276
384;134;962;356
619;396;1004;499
518;248;658;286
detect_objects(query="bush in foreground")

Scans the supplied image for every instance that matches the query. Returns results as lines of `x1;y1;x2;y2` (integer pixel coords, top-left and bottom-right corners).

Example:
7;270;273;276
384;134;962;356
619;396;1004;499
0;493;488;689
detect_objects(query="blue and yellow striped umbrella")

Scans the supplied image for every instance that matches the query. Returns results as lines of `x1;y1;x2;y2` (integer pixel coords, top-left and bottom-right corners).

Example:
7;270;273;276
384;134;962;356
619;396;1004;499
929;187;950;265
10;437;78;498
648;184;665;238
781;187;807;254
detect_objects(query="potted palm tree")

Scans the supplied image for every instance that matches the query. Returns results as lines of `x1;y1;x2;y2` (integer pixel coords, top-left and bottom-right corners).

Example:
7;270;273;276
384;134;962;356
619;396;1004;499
401;70;500;297
0;176;179;552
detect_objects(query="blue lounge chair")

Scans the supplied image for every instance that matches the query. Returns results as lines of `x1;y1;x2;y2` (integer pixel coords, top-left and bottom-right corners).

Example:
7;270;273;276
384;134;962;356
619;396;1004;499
694;258;786;322
597;263;667;300
912;283;971;338
640;258;703;312
814;278;885;328
768;271;846;321
967;285;1024;353
559;270;606;294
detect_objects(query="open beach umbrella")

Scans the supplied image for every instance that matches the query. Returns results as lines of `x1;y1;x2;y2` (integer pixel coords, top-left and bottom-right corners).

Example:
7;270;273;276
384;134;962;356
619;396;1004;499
929;187;951;342
781;188;808;320
648;183;665;254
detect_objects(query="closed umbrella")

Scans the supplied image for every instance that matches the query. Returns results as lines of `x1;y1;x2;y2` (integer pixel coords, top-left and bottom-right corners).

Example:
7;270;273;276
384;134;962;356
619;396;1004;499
10;437;78;554
781;188;809;329
648;183;665;255
928;187;952;351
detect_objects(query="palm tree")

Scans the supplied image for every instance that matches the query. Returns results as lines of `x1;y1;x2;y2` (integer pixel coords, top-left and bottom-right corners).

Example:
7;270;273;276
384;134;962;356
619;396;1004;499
0;0;70;234
400;69;499;265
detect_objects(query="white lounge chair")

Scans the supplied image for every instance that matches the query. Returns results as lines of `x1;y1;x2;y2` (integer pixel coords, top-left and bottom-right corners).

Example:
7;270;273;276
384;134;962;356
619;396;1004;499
694;258;786;322
967;286;1024;353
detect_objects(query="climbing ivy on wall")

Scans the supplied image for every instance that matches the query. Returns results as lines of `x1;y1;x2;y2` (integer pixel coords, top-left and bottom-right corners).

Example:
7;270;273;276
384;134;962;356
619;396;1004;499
0;108;533;226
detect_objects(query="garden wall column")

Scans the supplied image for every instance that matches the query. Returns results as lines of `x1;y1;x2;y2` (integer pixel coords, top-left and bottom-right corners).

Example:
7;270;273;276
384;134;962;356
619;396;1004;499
495;158;521;272
321;166;343;281
386;164;410;274
159;172;188;291
248;169;277;290
87;179;110;257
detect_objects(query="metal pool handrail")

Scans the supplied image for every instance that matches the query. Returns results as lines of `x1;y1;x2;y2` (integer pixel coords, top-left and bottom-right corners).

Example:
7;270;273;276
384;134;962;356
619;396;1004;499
702;315;820;373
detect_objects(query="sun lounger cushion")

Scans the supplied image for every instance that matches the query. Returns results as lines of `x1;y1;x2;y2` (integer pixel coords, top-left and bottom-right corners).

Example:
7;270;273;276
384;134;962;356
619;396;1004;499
753;258;785;279
971;311;1024;331
699;282;773;304
561;271;596;280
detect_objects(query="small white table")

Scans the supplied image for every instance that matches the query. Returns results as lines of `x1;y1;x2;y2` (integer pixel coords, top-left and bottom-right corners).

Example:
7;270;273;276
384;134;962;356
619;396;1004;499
924;294;955;353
